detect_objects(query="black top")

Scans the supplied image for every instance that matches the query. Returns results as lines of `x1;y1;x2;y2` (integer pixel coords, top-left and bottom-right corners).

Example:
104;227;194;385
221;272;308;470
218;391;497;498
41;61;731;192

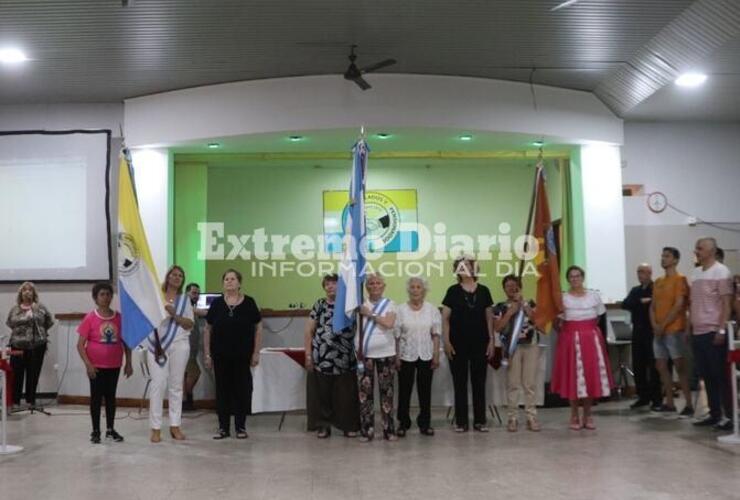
442;283;493;351
621;283;653;339
206;295;262;358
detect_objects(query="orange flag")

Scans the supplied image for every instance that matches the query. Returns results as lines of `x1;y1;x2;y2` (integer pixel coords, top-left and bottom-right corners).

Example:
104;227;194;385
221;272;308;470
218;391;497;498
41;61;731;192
532;167;563;330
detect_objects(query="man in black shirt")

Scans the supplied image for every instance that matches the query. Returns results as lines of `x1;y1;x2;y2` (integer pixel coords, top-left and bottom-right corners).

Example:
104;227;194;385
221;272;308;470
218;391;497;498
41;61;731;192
622;263;661;409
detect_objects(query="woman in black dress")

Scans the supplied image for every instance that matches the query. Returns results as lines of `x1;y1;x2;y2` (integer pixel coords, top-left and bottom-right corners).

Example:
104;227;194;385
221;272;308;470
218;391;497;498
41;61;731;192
442;257;495;432
204;268;262;439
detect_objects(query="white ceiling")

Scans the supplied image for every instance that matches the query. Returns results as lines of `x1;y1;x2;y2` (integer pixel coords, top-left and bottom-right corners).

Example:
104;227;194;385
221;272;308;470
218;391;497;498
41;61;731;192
0;0;738;121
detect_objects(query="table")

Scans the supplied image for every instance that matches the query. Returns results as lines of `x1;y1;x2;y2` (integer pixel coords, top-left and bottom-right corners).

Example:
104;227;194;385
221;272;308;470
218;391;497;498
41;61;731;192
251;346;547;421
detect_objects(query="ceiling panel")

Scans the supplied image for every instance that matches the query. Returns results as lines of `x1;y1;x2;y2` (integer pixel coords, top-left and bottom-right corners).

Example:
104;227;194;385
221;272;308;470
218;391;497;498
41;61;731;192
0;0;696;106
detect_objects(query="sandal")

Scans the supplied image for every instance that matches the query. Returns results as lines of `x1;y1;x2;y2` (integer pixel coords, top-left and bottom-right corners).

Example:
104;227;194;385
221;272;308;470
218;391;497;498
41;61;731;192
583;417;596;430
569;416;581;431
527;418;541;432
317;427;331;439
213;429;230;440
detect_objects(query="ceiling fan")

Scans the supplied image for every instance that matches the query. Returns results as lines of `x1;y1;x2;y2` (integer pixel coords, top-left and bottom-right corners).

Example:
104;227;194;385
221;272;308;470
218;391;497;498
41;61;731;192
343;45;397;90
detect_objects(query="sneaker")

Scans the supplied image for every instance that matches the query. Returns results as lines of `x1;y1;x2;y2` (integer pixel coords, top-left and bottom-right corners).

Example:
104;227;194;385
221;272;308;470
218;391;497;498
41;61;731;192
654;404;677;417
713;418;733;431
105;429;124;442
693;416;720;427
678;407;694;419
630;399;651;409
90;431;101;444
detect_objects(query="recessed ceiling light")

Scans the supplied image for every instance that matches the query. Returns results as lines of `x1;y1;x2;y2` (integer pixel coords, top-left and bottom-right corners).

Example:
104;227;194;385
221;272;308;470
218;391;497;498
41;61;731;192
675;73;707;87
288;135;304;142
459;134;473;141
207;143;221;149
0;48;28;64
376;133;391;139
551;0;578;12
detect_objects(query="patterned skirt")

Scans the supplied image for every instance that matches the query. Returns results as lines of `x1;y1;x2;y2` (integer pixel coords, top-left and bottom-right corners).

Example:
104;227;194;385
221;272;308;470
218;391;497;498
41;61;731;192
551;319;614;400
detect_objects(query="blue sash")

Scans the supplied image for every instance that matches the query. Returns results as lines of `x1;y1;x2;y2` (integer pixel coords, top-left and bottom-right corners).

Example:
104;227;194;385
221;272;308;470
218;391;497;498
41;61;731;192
362;298;391;356
148;295;187;354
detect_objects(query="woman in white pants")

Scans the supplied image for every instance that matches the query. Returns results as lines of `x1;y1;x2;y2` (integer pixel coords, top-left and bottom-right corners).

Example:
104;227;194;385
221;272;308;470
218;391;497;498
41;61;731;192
147;265;194;443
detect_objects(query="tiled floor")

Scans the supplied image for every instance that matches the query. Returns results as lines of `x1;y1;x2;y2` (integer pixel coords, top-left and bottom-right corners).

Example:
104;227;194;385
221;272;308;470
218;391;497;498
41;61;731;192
1;401;739;500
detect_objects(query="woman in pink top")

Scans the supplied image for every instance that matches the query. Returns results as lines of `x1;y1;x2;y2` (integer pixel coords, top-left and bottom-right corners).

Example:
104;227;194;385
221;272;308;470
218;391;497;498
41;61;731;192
77;283;133;444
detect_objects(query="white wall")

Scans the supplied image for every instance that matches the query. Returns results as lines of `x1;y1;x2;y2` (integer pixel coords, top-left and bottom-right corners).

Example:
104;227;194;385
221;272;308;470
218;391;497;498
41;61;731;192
125;74;623;147
0;103;125;395
581;144;627;302
622;122;740;282
129;148;170;278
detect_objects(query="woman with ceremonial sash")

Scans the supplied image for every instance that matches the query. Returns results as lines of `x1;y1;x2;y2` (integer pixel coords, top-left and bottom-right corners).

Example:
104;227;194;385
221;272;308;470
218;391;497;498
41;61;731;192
357;273;398;442
147;265;194;443
551;265;614;431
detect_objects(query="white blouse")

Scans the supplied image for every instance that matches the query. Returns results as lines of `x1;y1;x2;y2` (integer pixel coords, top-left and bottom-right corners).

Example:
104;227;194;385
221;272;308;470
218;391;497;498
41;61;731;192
356;298;397;359
562;290;606;321
395;302;441;362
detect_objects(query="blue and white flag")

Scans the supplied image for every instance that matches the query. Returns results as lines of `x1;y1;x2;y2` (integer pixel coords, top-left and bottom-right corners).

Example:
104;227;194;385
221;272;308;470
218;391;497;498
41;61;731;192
333;140;368;333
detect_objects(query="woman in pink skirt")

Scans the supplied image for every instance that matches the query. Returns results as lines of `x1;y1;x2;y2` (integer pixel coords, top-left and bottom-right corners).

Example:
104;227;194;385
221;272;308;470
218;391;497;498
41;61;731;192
551;266;614;430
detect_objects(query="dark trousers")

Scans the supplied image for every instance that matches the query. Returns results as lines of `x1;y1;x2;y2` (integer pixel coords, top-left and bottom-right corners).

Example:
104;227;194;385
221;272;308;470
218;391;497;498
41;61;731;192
632;338;661;404
449;348;487;428
10;344;46;405
691;333;730;420
213;355;252;432
397;359;434;430
89;368;120;432
309;371;360;432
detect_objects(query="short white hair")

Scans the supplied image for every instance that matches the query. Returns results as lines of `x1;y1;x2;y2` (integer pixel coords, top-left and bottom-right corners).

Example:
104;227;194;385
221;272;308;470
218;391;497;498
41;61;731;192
365;273;385;285
406;276;429;293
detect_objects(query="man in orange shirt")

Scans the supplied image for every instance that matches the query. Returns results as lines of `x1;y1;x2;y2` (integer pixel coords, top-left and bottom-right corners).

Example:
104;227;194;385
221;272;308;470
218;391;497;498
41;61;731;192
650;247;693;417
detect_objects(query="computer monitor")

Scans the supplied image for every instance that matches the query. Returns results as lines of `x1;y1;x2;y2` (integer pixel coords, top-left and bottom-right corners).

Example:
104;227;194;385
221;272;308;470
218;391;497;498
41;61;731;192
196;293;221;310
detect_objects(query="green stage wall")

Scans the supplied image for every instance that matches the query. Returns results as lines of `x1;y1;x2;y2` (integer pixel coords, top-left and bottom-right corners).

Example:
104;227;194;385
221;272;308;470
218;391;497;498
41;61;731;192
174;158;576;308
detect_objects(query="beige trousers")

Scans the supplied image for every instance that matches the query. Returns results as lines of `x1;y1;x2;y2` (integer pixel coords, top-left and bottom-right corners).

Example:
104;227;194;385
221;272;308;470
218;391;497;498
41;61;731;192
507;344;540;420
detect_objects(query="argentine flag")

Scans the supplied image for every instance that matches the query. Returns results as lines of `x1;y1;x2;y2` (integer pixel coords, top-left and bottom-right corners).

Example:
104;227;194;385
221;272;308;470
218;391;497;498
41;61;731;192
332;140;368;333
117;152;166;348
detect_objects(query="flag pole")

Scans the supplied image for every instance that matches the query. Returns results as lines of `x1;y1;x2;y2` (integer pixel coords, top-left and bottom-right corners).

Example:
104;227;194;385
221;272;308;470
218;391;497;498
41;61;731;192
356;127;367;368
506;147;544;360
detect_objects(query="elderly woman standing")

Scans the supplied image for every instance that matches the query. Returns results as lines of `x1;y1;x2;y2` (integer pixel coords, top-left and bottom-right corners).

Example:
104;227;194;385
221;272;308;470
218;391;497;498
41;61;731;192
147;265;194;443
6;282;54;410
204;269;262;440
357;273;398;442
551;265;614;430
304;274;360;438
395;277;441;437
442;257;495;432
